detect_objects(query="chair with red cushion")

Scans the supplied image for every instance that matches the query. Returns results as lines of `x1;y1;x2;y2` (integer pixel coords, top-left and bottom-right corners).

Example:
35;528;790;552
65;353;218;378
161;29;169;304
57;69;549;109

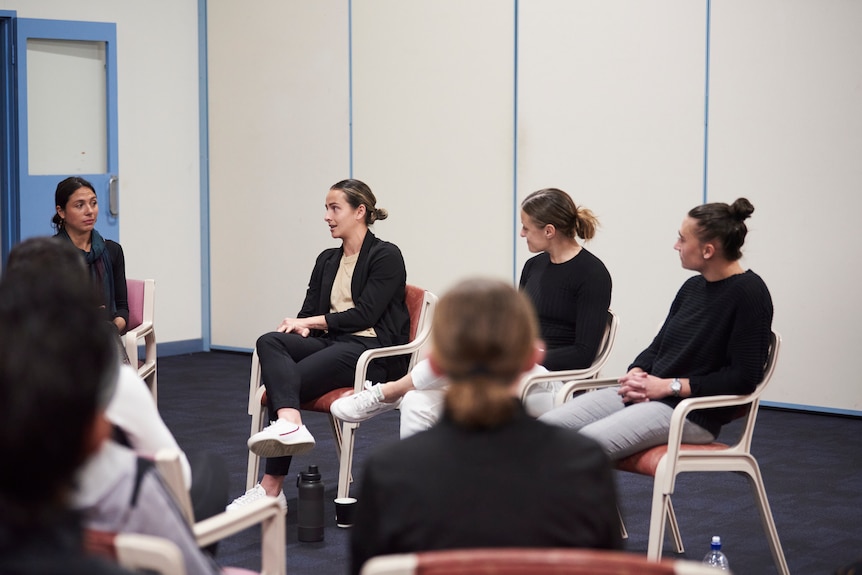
556;331;788;574
246;284;437;499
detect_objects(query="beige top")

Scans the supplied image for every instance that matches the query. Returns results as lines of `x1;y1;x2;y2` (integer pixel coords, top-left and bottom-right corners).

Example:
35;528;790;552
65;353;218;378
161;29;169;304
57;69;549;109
331;252;376;338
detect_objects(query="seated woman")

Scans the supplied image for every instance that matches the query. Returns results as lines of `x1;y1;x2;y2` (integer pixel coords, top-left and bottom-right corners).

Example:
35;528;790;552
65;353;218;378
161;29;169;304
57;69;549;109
52;176;131;366
52;176;129;335
229;179;410;510
540;198;773;459
350;278;622;575
331;188;612;437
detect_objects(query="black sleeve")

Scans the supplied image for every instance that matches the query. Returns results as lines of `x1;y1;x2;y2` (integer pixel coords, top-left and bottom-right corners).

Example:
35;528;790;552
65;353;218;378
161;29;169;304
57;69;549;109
108;241;129;328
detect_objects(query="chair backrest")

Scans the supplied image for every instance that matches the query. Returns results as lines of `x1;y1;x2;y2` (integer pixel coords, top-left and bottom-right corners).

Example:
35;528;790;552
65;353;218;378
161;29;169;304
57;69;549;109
127;279;146;330
734;330;781;449
126;278;155;331
590;309;619;378
360;548;722;575
155;448;196;525
403;284;437;370
405;284;427;341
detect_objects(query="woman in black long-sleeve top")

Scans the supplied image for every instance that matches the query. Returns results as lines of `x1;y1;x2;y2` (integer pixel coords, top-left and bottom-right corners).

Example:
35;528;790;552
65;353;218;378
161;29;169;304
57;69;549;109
228;179;410;510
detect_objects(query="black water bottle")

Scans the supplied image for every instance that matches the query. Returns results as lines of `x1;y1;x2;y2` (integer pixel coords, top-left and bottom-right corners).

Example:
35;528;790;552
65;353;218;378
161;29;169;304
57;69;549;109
296;464;324;542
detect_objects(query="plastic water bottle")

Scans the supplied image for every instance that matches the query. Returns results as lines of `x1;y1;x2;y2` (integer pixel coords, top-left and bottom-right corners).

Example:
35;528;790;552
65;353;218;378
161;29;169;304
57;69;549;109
702;535;730;570
296;464;324;542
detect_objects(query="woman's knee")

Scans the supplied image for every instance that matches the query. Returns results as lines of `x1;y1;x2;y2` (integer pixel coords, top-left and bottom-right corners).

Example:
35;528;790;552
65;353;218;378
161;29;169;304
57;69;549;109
256;331;282;354
399;389;445;438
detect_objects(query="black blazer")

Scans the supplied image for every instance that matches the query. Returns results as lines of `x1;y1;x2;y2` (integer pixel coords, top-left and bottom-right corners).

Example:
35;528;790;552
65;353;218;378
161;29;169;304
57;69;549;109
298;231;410;379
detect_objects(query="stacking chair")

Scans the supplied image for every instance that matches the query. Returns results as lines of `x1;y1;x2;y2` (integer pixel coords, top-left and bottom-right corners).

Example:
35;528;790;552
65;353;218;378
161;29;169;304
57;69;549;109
557;331;788;574
360;548;727;575
124;278;157;401
155;448;286;575
517;309;619;407
246;284;437;499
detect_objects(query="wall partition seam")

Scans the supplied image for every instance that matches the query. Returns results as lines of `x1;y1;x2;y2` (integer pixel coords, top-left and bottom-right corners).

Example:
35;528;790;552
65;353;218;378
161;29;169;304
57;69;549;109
512;0;519;285
198;0;211;351
348;0;354;177
702;0;711;204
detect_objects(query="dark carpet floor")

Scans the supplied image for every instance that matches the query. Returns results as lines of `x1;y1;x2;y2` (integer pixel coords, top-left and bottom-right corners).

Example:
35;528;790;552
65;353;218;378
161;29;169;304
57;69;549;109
157;351;862;575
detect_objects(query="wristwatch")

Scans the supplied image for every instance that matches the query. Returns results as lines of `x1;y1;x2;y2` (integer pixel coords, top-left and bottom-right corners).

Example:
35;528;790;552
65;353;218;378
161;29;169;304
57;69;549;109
670;378;682;397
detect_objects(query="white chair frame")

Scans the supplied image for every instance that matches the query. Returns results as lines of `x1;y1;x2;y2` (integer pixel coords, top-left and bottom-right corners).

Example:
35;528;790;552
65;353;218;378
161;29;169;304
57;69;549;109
156;448;286;575
517;309;619;407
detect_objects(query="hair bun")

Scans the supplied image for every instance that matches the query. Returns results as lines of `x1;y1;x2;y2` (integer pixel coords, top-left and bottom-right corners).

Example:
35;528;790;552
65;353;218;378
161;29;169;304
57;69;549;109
730;197;755;222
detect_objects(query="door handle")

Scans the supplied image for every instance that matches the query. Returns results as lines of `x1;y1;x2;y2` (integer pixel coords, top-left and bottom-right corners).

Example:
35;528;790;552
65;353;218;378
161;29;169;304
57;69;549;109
109;175;119;216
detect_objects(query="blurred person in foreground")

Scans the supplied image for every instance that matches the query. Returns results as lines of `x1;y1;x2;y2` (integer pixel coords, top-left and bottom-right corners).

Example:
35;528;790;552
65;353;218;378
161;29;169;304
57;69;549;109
350;278;621;575
0;239;133;574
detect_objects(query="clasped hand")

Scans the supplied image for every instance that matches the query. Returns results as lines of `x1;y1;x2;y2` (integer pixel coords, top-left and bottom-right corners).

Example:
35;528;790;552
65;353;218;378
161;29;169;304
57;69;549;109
617;369;667;404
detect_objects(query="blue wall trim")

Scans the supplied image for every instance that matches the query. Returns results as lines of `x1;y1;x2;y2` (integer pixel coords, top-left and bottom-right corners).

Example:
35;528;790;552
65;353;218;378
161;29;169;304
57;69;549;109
198;0;211;351
157;339;207;357
762;401;862;419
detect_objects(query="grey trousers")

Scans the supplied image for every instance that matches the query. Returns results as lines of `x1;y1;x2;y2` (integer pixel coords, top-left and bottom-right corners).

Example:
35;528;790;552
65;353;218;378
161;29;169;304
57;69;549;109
538;387;715;460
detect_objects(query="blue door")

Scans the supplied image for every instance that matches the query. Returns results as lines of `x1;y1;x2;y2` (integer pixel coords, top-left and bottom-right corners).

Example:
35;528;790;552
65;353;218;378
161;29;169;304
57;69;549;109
7;17;118;252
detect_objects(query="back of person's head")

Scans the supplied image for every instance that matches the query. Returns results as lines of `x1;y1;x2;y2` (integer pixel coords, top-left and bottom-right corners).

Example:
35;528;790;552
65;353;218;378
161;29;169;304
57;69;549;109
433;278;538;429
0;237;117;526
521;188;599;241
331;178;389;226
688;197;754;261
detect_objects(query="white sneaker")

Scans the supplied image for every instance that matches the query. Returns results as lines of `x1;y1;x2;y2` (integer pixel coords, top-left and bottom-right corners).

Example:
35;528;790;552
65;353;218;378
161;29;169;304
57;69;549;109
226;483;287;512
247;419;315;458
330;382;399;423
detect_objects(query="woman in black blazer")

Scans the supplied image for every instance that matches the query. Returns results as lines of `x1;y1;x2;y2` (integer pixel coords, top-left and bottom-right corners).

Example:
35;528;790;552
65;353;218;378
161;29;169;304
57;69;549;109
229;179;410;511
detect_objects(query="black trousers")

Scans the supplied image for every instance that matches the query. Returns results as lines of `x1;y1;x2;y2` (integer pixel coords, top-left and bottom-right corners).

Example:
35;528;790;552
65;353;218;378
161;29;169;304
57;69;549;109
255;331;385;477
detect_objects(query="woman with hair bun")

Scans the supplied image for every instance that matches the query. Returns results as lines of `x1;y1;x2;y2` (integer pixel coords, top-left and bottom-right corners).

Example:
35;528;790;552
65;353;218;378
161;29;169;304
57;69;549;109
229;179;410;510
350;278;621;575
332;187;612;436
541;198;773;459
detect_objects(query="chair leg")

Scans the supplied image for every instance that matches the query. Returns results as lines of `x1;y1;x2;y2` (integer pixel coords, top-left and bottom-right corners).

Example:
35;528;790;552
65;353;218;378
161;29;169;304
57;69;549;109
336;420;357;499
665;496;684;554
646;495;668;560
741;460;790;575
617;506;628;540
246;406;264;490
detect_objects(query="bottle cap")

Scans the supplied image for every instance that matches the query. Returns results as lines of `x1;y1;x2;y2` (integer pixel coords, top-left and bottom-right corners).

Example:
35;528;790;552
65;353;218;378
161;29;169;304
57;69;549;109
299;464;321;482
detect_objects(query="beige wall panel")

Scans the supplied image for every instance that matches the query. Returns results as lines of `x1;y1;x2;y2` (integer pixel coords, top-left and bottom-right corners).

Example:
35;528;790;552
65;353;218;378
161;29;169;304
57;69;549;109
351;0;515;297
709;0;862;411
4;0;203;344
518;0;707;376
208;1;351;348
